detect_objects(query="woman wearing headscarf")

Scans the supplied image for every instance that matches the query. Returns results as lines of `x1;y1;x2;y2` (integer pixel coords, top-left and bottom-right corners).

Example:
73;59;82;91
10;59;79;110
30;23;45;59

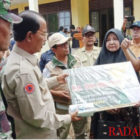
95;28;126;64
90;28;139;139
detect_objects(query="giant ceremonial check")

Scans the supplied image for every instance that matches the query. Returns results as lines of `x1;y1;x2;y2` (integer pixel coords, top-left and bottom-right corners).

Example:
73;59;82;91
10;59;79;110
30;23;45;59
64;62;140;116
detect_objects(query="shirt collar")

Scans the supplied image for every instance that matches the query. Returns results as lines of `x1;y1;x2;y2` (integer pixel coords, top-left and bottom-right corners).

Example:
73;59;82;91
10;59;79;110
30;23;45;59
52;54;77;69
81;46;95;52
13;45;38;66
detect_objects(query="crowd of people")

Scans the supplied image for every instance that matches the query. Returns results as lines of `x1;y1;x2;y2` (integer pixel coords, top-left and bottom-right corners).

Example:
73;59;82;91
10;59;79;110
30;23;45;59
1;0;140;139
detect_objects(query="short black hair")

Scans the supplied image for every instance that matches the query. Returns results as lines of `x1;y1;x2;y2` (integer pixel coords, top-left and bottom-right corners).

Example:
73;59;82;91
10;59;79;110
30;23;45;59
13;10;45;41
52;45;57;49
58;26;64;32
64;28;68;33
70;25;75;30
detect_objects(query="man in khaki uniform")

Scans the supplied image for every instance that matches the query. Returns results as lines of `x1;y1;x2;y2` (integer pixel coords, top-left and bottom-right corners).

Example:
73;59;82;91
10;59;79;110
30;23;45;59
2;10;79;139
121;21;140;82
43;32;87;139
74;25;101;66
128;21;140;58
72;25;101;138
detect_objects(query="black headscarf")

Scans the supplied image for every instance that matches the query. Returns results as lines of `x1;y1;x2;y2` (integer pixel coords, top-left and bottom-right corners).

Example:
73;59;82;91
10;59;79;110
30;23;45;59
95;28;126;65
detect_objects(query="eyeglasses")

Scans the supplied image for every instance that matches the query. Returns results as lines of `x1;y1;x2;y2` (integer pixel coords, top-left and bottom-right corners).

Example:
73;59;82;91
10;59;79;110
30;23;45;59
131;28;140;32
37;30;48;37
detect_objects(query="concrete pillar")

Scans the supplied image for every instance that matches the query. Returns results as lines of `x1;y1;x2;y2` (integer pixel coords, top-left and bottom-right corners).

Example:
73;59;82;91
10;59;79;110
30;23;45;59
113;0;124;30
133;0;140;21
28;0;39;12
71;0;89;28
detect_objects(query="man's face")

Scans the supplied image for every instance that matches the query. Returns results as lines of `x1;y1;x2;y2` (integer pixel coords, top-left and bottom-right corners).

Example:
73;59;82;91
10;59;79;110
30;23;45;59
53;42;69;57
83;32;96;47
0;18;11;51
31;18;47;53
131;27;140;40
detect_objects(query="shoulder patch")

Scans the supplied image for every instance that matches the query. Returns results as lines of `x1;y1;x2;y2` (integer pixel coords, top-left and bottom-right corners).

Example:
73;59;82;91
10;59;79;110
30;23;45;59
24;83;35;94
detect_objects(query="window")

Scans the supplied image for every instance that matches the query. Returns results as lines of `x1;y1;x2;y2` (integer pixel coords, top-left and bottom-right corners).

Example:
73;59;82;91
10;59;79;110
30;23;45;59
124;7;131;16
91;11;99;32
58;11;70;30
47;13;58;33
124;7;132;28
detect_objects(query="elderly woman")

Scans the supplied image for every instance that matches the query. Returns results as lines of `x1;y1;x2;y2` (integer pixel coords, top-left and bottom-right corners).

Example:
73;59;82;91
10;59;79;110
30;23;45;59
90;28;139;139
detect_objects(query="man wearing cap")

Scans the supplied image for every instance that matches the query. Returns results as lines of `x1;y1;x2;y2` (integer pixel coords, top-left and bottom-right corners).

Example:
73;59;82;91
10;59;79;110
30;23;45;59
121;21;140;83
121;21;140;71
72;25;101;138
39;32;55;72
43;32;88;139
126;21;140;58
74;25;101;66
0;0;22;51
121;21;140;75
2;10;80;139
0;0;23;138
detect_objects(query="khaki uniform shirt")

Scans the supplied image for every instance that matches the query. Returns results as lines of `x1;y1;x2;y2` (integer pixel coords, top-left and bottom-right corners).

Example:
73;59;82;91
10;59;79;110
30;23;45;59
74;46;101;66
2;46;71;139
129;40;140;58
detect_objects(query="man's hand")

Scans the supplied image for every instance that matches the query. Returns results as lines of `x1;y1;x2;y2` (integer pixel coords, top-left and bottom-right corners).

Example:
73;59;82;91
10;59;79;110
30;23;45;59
135;101;140;107
57;74;68;84
121;38;131;50
70;111;81;121
121;38;140;71
50;90;71;100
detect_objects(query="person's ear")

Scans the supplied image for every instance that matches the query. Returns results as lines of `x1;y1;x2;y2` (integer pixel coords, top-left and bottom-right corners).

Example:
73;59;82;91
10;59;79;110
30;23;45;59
52;48;56;53
93;36;96;42
26;31;33;42
83;36;86;43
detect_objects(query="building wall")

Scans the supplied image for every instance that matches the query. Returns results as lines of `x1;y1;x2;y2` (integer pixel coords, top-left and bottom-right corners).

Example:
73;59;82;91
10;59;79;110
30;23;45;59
89;0;132;13
71;0;89;28
89;0;113;10
39;0;70;14
133;0;140;21
10;0;136;45
124;0;133;7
